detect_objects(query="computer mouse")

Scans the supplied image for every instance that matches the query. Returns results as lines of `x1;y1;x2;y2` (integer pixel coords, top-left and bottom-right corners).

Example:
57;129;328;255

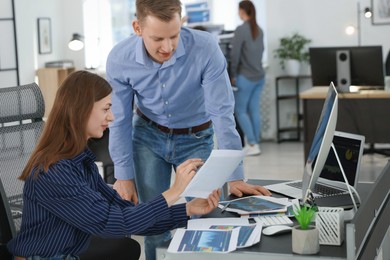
262;225;292;236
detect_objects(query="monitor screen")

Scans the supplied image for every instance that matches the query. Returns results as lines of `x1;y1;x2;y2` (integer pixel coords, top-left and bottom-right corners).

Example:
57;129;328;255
320;132;364;186
309;46;385;92
185;2;210;24
301;83;338;201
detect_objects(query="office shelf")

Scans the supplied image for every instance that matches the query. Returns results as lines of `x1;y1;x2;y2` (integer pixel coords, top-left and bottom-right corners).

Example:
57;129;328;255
276;75;311;143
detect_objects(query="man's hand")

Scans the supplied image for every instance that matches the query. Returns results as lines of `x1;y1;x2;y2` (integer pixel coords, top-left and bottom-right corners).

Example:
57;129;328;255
186;189;221;216
113;179;139;204
230;77;236;86
229;180;272;197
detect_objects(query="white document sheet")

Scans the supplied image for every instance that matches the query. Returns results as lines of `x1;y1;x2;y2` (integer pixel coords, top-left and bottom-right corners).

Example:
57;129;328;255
187;218;249;229
181;149;245;198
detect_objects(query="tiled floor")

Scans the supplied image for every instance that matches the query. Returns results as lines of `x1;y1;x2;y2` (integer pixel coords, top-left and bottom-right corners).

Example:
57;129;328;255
134;141;389;260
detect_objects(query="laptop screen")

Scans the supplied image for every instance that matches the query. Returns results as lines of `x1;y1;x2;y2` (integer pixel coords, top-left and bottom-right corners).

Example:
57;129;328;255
319;132;364;186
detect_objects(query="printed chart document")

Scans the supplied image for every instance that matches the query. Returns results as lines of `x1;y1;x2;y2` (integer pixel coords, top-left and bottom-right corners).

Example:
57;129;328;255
181;150;245;198
168;228;239;253
218;196;289;215
209;224;261;248
187;218;262;248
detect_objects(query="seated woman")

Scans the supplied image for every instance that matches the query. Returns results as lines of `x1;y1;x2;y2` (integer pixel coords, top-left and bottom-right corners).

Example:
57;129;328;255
7;70;220;260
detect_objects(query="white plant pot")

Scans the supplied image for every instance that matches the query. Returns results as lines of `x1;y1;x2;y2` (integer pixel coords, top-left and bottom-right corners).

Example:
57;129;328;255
285;59;301;76
292;225;320;255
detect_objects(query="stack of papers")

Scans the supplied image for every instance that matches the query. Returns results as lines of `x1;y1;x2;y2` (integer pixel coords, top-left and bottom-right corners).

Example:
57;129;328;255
218;196;290;215
167;218;263;253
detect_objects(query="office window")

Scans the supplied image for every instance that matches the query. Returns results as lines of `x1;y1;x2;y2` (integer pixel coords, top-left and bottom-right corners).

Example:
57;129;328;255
82;0;267;69
83;0;135;69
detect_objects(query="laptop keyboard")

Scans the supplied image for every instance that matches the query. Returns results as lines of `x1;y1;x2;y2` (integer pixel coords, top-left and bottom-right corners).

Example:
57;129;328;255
287;181;346;197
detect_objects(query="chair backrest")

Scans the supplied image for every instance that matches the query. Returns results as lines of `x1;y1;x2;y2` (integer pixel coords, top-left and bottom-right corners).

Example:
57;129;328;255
0;83;45;240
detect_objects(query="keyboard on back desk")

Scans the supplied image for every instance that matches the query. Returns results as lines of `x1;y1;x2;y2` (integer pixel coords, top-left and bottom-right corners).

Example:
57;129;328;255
287;181;346;197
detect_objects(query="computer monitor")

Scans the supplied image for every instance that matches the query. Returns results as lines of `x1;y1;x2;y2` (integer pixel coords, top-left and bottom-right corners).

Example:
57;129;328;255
301;82;338;201
309;46;385;92
386;50;390;76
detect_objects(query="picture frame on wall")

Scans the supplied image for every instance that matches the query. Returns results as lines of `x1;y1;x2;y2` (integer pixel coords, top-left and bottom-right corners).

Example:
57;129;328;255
371;0;390;25
37;18;52;54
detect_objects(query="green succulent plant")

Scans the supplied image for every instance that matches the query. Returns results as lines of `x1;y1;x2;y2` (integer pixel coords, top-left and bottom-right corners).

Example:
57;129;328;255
274;33;311;69
293;204;317;230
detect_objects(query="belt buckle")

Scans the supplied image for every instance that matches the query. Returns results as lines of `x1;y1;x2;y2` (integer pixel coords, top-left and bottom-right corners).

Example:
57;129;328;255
169;128;174;134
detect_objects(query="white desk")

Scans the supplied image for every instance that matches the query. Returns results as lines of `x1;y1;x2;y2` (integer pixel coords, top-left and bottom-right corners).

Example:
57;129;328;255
157;166;390;260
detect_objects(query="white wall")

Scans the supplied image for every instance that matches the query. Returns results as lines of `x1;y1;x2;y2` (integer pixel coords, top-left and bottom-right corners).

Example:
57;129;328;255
10;0;390;139
266;0;389;76
14;0;84;85
263;0;390;140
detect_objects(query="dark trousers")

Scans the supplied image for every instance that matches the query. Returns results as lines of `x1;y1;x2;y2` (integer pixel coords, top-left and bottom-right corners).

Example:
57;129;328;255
79;236;141;260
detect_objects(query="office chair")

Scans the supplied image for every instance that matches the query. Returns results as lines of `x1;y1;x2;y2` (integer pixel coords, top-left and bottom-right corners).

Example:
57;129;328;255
0;83;140;260
0;83;45;259
88;129;115;184
0;178;15;259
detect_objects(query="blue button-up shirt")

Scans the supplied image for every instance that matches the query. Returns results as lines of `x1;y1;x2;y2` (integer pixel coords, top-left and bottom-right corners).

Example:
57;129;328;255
106;27;243;181
7;150;188;257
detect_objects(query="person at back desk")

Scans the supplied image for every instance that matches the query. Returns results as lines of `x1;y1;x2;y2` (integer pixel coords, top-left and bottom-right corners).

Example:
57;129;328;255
106;0;271;259
7;71;221;260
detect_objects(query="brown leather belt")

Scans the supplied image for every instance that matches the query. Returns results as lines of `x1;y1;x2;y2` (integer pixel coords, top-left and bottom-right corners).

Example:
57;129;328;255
136;108;211;135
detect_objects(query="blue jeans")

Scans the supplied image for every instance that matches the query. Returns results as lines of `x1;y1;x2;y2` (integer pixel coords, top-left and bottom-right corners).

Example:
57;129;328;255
23;255;79;260
132;114;214;260
234;75;265;145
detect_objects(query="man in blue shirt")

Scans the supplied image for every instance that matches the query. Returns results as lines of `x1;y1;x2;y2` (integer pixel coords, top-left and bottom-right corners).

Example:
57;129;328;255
106;1;271;259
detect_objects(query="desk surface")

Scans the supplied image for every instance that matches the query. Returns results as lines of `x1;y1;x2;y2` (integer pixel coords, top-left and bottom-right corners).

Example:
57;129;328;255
156;179;373;260
300;86;390;99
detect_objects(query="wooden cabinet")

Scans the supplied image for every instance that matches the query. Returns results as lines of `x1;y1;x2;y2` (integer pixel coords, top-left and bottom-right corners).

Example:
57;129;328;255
36;67;75;117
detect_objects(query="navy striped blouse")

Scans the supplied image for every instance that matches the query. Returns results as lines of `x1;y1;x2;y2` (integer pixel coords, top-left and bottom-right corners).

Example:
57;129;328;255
7;149;188;257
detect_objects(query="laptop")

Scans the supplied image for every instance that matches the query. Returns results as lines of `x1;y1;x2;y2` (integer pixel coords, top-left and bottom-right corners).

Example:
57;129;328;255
265;131;365;207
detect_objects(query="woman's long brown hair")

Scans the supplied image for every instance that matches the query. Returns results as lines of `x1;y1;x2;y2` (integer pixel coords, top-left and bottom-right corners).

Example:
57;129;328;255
239;0;259;40
19;70;112;180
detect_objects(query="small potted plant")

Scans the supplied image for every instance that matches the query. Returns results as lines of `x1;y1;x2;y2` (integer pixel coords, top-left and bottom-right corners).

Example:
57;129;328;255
291;204;319;254
274;33;311;76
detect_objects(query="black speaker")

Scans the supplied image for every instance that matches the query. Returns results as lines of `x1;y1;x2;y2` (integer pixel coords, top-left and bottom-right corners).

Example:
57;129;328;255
336;50;351;92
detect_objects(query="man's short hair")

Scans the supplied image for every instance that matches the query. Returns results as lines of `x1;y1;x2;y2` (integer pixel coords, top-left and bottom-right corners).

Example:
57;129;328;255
136;0;182;24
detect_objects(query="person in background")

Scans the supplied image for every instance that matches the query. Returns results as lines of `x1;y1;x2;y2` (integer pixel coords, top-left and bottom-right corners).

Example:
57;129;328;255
7;71;221;260
106;0;271;259
385;49;390;76
230;0;265;156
